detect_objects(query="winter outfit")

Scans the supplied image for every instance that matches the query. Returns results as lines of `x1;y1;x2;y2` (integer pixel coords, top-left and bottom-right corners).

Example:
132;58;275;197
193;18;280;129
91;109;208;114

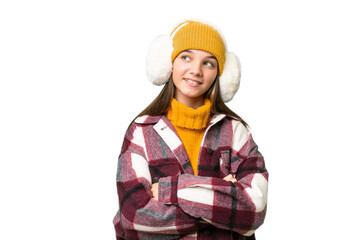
113;113;268;239
113;20;268;239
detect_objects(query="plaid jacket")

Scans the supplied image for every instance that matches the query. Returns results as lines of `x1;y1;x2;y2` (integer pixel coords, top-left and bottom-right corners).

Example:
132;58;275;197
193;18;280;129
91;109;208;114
114;114;268;240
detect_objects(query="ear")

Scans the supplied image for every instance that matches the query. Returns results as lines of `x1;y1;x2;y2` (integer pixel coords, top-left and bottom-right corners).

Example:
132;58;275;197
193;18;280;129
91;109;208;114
219;52;241;102
146;35;173;85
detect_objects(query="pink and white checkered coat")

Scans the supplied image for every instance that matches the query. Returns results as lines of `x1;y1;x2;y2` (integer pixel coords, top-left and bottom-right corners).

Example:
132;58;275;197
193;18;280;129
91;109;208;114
114;114;268;240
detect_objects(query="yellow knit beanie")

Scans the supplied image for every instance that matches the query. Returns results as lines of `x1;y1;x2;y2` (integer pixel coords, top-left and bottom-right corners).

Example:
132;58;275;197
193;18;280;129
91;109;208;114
170;20;226;76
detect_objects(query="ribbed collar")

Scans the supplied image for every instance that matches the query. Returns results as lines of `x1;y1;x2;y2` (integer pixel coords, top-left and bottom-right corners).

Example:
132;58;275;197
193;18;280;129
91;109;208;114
167;98;212;130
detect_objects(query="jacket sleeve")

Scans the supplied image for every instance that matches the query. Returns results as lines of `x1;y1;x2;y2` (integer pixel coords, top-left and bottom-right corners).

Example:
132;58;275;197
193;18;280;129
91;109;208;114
157;120;268;237
114;123;209;239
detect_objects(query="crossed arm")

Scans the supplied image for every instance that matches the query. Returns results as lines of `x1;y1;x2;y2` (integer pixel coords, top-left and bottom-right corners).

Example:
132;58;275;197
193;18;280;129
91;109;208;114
151;174;237;201
114;123;268;239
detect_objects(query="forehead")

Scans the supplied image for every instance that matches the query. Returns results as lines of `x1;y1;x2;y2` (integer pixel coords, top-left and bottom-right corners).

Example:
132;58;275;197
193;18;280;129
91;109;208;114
180;49;216;59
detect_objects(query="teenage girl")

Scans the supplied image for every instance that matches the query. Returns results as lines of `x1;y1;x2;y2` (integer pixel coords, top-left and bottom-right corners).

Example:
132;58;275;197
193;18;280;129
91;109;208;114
114;20;268;240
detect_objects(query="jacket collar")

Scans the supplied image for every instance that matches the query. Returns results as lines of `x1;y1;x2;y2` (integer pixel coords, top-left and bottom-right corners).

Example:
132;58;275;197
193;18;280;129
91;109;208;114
134;114;228;174
134;115;163;124
134;114;227;126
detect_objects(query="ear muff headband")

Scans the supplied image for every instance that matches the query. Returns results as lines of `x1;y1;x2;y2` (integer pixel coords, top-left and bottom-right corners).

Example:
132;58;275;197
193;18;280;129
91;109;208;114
146;20;241;102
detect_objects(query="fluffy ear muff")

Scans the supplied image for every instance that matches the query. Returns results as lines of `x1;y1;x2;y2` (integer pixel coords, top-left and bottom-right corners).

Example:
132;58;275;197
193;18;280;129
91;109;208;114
146;35;173;85
219;52;241;102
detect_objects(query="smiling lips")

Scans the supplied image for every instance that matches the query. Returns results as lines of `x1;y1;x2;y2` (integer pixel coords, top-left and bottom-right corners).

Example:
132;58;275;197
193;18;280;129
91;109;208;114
184;78;201;87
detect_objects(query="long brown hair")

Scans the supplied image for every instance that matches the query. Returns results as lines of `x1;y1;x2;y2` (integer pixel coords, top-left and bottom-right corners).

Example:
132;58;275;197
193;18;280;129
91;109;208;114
134;74;248;127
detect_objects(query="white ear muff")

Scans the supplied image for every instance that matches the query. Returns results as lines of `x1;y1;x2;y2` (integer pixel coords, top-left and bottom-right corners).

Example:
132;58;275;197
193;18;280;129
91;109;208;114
146;35;173;85
219;52;241;102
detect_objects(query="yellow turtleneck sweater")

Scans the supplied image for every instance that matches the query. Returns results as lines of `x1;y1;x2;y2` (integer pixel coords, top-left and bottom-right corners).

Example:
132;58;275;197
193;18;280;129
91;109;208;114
166;98;212;175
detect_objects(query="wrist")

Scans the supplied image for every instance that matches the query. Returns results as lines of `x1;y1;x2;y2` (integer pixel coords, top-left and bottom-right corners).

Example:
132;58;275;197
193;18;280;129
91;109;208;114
158;176;179;204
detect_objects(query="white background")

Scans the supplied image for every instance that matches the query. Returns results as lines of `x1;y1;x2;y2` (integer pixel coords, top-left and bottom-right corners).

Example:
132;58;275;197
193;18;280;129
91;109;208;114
1;0;359;239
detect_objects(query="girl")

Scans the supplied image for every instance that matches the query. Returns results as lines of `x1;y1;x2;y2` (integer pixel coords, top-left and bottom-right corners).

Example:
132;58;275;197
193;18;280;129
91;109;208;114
113;20;268;240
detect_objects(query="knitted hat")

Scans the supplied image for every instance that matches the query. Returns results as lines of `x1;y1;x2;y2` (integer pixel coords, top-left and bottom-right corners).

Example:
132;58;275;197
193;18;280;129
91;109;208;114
171;21;226;75
146;20;241;102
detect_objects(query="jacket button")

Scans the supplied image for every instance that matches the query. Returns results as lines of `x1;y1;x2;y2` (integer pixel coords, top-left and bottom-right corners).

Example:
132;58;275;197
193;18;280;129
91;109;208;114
207;148;213;155
152;177;159;183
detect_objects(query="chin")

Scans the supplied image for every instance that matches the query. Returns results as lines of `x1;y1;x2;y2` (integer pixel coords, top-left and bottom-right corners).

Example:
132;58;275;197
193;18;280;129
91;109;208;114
183;93;203;99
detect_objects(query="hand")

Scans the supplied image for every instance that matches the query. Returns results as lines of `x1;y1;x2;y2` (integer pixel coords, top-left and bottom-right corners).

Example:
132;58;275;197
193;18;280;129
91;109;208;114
151;182;159;201
223;174;237;183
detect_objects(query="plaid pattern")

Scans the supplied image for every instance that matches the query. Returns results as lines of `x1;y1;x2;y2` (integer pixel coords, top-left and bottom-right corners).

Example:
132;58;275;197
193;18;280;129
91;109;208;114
114;114;268;240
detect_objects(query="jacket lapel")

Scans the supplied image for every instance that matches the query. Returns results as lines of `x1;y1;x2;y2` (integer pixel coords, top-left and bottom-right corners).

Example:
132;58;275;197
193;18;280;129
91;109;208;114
153;116;194;174
200;114;226;145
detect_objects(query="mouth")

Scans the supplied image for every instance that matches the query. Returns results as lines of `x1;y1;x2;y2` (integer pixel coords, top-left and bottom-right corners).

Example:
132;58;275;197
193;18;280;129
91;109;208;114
184;78;201;86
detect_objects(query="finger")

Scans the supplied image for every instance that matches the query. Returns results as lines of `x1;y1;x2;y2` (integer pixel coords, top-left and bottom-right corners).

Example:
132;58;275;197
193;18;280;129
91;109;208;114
223;174;233;181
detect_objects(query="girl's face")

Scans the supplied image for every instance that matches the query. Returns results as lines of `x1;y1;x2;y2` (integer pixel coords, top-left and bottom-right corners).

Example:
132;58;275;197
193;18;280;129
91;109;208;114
172;49;218;109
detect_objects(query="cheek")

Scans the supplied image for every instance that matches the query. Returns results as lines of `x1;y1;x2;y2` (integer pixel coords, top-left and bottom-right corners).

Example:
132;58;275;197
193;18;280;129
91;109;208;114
172;66;181;83
172;63;188;84
204;70;218;85
173;61;187;75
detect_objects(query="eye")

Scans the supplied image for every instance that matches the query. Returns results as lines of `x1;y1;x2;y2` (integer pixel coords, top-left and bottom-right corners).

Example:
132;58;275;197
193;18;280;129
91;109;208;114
182;55;190;61
204;61;214;67
204;60;217;68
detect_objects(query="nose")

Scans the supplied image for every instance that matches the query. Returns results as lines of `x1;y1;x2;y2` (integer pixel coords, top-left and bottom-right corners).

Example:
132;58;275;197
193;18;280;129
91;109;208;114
190;60;202;76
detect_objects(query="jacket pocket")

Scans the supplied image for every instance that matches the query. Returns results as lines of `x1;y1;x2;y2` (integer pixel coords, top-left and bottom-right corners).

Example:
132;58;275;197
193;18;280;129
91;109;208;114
220;150;245;179
219;150;231;178
148;158;181;181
